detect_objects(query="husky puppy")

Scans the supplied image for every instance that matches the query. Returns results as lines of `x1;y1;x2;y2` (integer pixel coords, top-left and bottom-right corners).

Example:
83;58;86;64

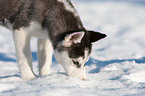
0;0;106;80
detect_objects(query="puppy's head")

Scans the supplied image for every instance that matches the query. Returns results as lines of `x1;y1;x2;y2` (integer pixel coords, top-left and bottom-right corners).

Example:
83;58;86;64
54;30;106;80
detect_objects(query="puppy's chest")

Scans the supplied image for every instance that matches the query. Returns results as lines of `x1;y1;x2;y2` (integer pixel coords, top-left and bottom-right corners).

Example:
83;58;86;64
19;21;50;39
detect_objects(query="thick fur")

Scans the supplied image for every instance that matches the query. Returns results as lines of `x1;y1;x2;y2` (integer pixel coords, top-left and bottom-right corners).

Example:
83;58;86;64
0;0;106;80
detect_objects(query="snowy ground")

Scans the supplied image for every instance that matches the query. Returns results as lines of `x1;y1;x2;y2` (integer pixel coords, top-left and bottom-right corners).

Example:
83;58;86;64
0;0;145;96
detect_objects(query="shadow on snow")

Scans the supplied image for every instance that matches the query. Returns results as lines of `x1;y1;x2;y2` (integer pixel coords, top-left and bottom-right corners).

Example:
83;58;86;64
0;52;145;73
0;53;16;62
0;52;38;62
0;74;20;79
87;57;145;73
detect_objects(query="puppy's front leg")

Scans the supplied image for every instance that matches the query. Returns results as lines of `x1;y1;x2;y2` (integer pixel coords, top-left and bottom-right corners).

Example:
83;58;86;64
13;29;36;80
38;39;53;76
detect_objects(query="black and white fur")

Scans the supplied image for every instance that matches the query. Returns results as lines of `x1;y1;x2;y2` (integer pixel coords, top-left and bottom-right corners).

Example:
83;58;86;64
0;0;106;80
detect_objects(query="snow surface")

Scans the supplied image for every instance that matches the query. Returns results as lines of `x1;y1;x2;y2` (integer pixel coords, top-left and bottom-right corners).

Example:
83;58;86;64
1;0;145;96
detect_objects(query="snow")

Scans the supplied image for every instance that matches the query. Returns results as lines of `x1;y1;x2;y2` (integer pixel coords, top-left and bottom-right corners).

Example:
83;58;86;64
1;0;145;96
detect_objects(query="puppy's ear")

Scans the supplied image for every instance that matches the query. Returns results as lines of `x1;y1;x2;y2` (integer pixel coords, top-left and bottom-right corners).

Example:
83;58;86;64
62;32;85;47
88;30;107;43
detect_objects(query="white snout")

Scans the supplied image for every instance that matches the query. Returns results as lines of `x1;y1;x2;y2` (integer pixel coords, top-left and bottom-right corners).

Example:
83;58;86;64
54;50;87;80
66;67;86;80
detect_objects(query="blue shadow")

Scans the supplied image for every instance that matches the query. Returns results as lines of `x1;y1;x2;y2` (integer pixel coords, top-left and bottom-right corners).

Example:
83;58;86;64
0;53;16;62
1;52;145;74
0;52;38;62
86;57;145;73
0;52;57;62
0;74;20;79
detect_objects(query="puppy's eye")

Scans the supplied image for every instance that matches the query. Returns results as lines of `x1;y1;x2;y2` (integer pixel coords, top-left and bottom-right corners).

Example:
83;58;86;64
72;60;79;65
72;60;81;68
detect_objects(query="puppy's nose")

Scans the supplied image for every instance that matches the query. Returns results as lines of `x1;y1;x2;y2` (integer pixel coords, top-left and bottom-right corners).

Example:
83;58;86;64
81;77;86;81
82;78;86;81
